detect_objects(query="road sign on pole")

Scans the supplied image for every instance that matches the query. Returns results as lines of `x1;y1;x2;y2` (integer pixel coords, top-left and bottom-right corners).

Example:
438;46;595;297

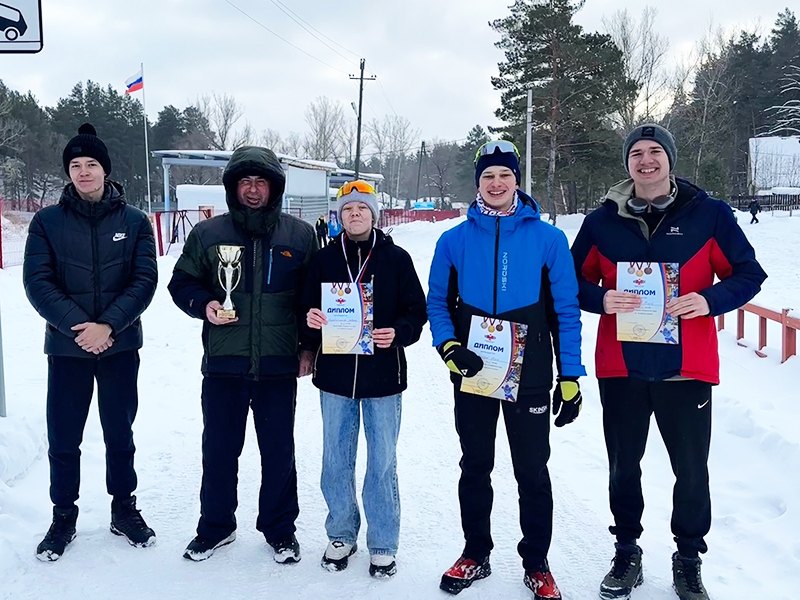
0;0;43;54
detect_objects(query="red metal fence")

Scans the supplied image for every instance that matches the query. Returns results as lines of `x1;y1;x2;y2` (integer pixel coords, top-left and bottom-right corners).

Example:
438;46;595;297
378;209;462;228
717;303;800;363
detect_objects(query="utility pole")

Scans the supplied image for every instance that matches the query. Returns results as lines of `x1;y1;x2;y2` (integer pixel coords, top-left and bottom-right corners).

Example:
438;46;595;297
526;88;533;196
349;59;376;178
415;141;426;205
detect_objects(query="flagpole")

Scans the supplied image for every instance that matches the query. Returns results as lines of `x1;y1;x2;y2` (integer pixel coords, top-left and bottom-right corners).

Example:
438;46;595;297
140;62;152;214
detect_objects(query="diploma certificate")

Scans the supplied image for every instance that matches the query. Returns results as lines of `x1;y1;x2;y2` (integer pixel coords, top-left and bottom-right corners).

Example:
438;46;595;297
321;282;374;354
616;262;680;344
460;316;528;402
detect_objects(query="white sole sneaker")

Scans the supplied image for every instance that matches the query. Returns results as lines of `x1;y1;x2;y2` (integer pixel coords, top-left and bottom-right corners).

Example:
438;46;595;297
321;541;358;572
183;532;236;562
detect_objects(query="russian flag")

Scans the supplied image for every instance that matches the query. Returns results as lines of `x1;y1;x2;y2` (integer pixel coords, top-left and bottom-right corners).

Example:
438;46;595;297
125;69;143;95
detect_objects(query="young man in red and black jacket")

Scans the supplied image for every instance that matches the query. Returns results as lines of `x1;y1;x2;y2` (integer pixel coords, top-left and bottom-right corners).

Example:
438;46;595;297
571;124;766;600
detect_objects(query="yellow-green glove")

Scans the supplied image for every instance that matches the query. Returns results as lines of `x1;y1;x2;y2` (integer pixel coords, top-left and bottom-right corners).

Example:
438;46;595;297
438;340;484;378
553;377;582;427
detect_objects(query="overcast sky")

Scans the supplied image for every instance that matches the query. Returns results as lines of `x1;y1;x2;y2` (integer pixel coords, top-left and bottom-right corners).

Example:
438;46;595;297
1;0;795;148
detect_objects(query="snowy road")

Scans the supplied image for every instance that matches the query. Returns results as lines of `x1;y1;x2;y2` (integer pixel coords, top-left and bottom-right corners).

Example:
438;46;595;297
1;213;799;600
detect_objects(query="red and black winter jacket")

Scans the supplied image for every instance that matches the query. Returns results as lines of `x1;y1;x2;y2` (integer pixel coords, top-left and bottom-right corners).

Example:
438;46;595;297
571;178;767;384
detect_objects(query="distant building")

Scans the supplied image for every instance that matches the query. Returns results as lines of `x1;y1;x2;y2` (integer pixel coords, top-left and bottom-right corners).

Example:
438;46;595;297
748;136;800;193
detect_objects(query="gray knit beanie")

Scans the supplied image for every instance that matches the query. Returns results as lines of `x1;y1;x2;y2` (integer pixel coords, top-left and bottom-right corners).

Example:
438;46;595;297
337;183;380;225
623;123;677;173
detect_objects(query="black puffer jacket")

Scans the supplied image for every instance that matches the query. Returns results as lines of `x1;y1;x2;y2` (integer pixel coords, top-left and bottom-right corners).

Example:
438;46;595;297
300;229;427;398
23;182;158;358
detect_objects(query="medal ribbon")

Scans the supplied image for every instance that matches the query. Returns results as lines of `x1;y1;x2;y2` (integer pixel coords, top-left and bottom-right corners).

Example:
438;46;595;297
341;231;376;284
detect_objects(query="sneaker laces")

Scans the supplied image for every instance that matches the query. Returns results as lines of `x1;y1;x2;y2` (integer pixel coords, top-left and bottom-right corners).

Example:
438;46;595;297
610;549;635;580
115;505;147;530
47;515;74;541
678;558;703;594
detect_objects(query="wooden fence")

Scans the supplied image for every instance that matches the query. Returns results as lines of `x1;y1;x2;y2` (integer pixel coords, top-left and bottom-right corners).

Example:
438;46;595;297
717;303;800;363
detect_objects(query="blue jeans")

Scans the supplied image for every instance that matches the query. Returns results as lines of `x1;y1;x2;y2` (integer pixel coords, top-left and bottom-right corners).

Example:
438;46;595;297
320;391;402;556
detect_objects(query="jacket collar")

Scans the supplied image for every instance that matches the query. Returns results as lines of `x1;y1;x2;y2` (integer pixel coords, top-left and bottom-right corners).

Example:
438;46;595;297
60;181;125;219
467;189;541;232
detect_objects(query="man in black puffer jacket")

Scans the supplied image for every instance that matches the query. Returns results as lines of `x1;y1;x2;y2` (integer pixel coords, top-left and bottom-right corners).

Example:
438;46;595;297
168;146;317;564
301;181;427;578
23;124;158;561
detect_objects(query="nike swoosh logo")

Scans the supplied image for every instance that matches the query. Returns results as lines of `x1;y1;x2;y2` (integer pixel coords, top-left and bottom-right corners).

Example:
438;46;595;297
697;399;710;409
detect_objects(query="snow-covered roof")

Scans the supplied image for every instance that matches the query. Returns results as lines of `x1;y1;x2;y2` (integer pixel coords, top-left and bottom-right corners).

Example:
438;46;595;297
151;150;337;172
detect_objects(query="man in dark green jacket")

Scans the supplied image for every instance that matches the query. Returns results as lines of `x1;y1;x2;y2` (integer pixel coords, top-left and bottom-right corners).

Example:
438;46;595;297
168;146;316;563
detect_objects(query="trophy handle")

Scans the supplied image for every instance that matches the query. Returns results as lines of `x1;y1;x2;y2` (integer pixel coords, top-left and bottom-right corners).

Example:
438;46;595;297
231;264;242;291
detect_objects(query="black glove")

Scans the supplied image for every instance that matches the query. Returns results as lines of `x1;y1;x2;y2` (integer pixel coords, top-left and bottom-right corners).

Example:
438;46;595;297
552;376;582;427
438;340;484;378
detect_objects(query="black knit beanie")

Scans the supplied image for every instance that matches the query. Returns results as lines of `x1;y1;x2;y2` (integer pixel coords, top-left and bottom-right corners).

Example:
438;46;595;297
623;123;676;173
62;123;112;176
474;147;521;188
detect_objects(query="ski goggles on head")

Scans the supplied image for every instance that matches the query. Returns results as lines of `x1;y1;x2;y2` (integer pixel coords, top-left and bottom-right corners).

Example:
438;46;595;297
337;180;376;198
474;140;521;164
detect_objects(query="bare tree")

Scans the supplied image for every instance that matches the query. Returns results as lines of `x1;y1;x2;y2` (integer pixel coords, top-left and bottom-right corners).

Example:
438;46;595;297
193;93;245;150
604;7;670;130
260;128;284;152
764;64;800;135
426;139;456;208
688;27;737;182
284;131;304;157
366;117;390;164
0;97;24;152
231;120;256;150
303;96;345;162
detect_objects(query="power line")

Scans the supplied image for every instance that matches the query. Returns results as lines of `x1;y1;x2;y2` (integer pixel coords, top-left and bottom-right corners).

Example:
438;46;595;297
266;0;360;68
221;0;349;74
365;60;398;118
270;0;362;59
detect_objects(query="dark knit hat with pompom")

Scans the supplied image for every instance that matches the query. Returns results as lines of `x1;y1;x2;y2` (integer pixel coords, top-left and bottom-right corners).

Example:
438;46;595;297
62;123;112;176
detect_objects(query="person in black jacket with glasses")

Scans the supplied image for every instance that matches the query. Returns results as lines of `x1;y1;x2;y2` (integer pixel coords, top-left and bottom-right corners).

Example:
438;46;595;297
23;124;158;561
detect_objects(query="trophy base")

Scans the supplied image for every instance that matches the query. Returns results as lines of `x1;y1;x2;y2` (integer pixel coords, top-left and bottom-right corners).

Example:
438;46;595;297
216;308;237;319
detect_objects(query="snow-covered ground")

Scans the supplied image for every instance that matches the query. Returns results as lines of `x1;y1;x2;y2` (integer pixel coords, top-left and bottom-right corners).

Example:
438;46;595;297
0;210;798;600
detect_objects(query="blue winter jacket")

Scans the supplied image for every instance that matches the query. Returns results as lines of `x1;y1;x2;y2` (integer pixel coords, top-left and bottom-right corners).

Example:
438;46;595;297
427;191;585;393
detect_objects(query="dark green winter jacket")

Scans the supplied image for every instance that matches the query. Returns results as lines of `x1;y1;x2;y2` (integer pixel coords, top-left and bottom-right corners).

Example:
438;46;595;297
168;146;317;379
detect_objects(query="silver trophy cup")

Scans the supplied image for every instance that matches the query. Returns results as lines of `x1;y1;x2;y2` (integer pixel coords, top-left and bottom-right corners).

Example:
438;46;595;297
216;245;243;319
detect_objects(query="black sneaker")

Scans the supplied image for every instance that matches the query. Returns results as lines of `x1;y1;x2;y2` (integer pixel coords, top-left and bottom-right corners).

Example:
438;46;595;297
268;533;301;564
600;543;644;599
36;506;78;562
672;552;710;600
183;532;236;561
439;555;491;595
369;554;397;578
110;496;156;547
321;540;357;572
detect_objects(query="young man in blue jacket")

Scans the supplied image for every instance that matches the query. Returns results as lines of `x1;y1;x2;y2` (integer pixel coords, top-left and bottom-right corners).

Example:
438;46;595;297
571;124;766;600
427;142;585;599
